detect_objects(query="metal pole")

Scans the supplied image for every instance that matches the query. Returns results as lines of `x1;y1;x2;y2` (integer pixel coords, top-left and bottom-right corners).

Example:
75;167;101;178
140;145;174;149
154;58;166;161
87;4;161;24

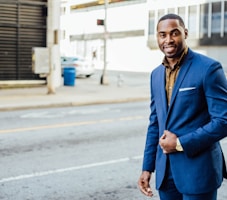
100;0;109;85
47;0;61;94
47;0;56;94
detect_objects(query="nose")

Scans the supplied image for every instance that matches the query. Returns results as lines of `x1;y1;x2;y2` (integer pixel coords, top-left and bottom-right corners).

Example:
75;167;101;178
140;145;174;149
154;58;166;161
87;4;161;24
165;34;173;43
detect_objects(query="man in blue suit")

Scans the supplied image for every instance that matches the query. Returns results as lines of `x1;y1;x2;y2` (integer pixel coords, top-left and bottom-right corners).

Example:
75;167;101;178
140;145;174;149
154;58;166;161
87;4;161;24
138;14;227;200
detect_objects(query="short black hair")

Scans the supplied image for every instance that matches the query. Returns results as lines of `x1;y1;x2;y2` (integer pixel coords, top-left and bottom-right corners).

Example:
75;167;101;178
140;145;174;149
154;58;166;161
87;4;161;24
157;13;185;29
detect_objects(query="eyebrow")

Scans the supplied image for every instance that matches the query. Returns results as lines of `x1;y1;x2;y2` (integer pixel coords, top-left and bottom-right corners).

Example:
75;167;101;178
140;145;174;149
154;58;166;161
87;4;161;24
158;28;180;34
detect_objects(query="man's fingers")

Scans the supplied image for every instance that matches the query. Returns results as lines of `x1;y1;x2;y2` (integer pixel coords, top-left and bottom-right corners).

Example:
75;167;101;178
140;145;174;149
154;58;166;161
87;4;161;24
138;181;153;197
145;187;153;196
163;149;168;154
139;185;153;197
160;133;166;139
138;171;153;197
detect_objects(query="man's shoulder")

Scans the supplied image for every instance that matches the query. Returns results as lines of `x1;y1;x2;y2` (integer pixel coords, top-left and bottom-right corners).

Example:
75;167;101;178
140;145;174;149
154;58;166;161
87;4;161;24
150;65;165;80
188;48;219;64
152;64;165;74
186;48;223;76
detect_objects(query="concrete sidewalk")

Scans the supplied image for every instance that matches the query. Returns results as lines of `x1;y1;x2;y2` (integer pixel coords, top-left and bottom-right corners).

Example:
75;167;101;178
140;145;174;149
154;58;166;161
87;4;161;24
0;70;151;111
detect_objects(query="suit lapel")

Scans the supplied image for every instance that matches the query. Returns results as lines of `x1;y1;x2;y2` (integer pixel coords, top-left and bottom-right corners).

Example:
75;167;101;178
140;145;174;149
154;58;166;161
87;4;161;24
160;66;168;115
167;50;193;115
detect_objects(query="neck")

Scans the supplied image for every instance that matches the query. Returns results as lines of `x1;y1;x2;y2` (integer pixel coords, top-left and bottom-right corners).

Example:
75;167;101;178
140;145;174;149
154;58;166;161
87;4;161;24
166;47;187;69
166;58;178;69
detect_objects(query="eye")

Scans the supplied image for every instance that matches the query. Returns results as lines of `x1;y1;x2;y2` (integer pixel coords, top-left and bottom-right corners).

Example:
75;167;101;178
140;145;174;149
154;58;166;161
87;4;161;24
159;33;166;38
172;30;180;36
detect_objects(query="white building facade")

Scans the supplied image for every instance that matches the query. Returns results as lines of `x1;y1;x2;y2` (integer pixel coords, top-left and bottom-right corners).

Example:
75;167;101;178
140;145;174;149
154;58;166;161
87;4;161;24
60;0;227;73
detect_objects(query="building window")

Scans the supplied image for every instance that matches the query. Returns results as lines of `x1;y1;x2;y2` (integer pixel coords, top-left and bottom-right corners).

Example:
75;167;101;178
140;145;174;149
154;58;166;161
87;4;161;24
147;1;227;48
212;2;221;34
200;1;227;45
178;7;185;22
224;1;227;33
200;3;208;38
168;8;175;14
148;11;155;35
188;5;197;38
158;9;165;21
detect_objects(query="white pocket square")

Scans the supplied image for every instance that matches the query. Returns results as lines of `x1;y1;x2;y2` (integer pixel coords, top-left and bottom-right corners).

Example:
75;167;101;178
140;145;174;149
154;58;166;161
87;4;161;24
179;87;196;92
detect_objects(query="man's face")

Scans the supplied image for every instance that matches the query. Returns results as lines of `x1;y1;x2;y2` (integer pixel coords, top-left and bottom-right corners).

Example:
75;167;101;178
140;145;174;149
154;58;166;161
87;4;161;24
157;19;188;59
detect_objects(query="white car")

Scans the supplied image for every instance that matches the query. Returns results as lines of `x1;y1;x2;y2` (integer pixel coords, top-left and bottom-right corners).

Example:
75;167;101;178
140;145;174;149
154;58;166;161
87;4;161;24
61;56;95;78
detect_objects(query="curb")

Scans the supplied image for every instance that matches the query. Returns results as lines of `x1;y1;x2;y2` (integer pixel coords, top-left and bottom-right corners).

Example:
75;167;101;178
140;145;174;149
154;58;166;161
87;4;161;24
0;97;150;111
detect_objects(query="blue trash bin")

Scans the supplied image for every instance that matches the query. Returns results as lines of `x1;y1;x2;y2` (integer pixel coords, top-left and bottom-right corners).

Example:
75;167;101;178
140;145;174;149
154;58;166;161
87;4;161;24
63;67;76;86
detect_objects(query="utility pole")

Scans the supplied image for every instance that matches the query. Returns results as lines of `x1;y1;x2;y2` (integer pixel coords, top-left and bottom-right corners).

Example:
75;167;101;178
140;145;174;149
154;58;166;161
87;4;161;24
100;0;109;85
47;0;61;94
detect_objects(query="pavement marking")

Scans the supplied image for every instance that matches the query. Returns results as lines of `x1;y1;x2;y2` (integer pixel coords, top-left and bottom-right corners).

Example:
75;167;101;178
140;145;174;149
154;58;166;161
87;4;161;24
0;121;97;134
20;108;119;119
99;119;114;123
120;116;144;121
0;155;143;183
0;115;145;134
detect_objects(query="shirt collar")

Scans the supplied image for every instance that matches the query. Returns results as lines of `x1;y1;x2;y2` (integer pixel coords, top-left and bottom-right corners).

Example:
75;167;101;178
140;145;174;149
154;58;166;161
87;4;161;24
162;46;188;70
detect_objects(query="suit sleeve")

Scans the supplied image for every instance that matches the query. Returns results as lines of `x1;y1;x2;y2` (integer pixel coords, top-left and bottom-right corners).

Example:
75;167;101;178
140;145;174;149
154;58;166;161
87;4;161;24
180;61;227;157
142;73;160;172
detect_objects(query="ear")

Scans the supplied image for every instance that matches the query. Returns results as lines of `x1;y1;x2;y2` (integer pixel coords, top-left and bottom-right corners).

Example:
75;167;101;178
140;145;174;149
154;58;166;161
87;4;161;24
184;28;188;39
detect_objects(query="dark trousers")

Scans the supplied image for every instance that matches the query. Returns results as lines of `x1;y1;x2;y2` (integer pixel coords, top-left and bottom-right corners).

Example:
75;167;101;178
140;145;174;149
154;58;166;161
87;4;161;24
158;158;217;200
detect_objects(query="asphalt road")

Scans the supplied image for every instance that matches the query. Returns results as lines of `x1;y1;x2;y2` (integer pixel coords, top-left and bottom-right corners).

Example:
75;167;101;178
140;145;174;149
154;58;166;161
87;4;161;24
0;101;153;200
0;102;226;200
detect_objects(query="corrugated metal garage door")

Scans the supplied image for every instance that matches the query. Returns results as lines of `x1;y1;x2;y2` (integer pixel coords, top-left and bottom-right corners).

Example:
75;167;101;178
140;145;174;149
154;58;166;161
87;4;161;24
0;0;47;80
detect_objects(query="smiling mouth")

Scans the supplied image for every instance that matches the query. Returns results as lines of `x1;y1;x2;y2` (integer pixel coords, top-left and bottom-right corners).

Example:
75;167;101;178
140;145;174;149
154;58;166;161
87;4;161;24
163;45;176;52
164;45;175;49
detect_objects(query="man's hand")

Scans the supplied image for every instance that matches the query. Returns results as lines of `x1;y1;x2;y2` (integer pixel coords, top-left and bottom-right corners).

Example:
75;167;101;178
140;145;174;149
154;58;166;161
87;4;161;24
138;171;153;197
159;130;177;153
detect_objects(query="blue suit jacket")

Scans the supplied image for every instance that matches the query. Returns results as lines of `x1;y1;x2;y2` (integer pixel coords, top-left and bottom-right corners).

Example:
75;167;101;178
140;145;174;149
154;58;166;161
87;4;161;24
142;48;227;194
